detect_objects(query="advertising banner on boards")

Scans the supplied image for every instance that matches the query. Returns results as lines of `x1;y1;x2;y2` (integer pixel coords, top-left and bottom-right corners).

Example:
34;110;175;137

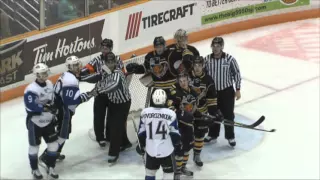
0;20;105;88
119;0;201;54
24;20;105;69
202;0;310;25
0;40;27;87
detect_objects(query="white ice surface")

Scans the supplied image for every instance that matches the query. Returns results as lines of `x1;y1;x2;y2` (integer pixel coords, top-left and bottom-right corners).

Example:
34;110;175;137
1;18;319;179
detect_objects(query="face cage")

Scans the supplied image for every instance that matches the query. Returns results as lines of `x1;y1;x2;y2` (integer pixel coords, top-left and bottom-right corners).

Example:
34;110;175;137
68;62;82;73
175;35;188;47
36;71;49;81
101;46;112;54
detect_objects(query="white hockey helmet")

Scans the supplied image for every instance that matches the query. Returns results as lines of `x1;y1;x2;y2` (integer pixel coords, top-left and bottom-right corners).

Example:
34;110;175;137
33;63;49;81
66;55;82;72
152;89;167;106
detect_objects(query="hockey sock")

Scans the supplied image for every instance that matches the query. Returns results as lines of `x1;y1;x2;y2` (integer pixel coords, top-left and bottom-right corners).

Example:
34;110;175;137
182;152;190;167
175;156;183;172
46;151;58;168
28;154;38;170
145;176;155;180
194;137;204;155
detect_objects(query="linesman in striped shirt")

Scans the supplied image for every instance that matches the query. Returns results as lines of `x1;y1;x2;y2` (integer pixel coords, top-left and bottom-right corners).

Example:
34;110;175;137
204;37;242;147
80;39;131;151
95;52;131;164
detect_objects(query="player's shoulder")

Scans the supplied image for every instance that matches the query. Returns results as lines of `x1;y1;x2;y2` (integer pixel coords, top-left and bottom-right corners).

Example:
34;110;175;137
24;81;38;94
145;51;155;58
45;80;53;87
223;52;234;60
187;45;199;54
61;72;79;87
161;108;176;117
166;44;176;51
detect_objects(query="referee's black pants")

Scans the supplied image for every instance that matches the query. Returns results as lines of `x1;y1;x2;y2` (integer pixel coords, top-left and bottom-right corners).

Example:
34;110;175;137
93;94;109;142
107;100;131;157
208;86;235;139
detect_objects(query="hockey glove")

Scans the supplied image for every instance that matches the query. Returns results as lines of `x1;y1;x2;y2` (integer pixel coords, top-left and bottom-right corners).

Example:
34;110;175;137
126;63;139;73
87;87;99;97
44;103;57;114
136;144;145;156
215;109;224;121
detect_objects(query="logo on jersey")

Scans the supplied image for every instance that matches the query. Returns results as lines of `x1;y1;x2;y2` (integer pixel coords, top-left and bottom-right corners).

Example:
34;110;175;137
181;94;197;113
125;3;196;40
150;57;169;78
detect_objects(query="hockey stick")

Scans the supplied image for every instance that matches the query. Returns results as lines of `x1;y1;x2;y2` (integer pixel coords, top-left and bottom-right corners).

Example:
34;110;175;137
145;87;152;108
202;114;265;128
196;115;276;133
130;114;146;165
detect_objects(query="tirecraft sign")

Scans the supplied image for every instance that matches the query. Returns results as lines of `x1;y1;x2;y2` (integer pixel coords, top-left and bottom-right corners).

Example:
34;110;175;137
24;20;105;68
125;3;196;40
0;40;26;87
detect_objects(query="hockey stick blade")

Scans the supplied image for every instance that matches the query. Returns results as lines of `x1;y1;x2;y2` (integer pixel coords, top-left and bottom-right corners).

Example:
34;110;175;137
222;120;276;133
197;115;275;133
222;115;265;128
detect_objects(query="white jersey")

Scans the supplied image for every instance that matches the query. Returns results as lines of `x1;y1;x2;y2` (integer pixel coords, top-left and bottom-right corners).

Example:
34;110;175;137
24;80;54;128
138;107;180;158
54;71;81;112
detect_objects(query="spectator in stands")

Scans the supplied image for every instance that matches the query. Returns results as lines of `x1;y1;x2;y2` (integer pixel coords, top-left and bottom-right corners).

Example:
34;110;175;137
0;9;11;39
89;0;109;14
57;0;80;22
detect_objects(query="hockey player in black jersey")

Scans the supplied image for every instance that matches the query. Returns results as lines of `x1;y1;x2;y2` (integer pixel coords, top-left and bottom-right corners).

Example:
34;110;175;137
126;36;176;106
167;73;198;177
189;56;223;167
167;29;200;76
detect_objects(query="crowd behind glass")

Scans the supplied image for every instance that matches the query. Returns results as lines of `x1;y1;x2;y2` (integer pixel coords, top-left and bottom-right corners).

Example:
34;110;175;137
0;0;135;40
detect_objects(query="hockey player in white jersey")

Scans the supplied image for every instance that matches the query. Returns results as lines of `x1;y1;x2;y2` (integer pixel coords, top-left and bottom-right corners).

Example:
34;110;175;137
136;89;181;180
24;63;59;179
40;56;97;162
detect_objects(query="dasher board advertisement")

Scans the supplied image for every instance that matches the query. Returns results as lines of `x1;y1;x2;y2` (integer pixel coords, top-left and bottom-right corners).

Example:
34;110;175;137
118;0;201;54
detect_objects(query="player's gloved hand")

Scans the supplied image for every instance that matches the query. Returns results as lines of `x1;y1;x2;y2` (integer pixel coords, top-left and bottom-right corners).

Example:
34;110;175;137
87;87;99;97
215;109;224;121
126;63;140;74
136;144;145;156
44;103;57;114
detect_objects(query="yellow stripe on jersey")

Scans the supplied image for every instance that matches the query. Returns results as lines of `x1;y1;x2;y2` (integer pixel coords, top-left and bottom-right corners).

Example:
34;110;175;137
197;105;208;113
179;120;193;127
207;98;217;106
154;80;176;89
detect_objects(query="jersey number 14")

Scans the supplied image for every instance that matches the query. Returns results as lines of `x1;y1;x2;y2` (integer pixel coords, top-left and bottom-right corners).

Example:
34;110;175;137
148;121;168;140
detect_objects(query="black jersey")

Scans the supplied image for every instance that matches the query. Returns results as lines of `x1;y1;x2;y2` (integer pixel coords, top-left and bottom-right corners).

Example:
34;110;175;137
167;83;199;114
143;50;176;89
167;44;200;76
190;71;218;115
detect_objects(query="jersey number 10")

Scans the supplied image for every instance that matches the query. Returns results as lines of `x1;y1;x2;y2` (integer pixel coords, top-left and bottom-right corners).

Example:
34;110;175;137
147;121;168;140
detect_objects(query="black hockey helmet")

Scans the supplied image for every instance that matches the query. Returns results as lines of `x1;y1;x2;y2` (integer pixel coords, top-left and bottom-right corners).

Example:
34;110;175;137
194;56;204;65
153;36;166;47
177;72;189;80
105;52;116;63
101;38;113;48
211;37;224;47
